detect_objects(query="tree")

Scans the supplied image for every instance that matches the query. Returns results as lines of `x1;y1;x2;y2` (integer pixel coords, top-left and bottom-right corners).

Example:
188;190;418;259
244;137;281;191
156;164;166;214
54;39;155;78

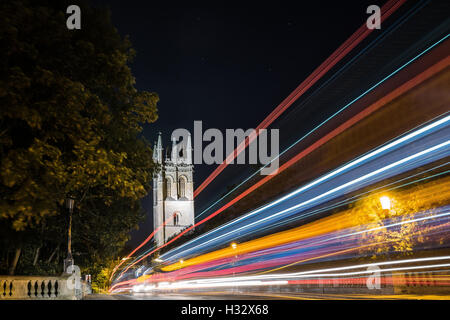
348;176;448;259
0;0;158;280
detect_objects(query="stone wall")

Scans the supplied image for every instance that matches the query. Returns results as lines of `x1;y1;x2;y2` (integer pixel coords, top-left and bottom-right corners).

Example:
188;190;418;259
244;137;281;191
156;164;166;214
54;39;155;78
0;275;91;300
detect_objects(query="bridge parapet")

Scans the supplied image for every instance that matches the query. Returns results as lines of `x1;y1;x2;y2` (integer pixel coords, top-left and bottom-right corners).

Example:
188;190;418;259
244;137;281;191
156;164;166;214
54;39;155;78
0;275;91;300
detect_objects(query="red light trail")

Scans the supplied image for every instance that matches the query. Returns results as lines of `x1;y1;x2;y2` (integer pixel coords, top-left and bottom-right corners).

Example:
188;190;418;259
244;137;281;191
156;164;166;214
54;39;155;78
112;54;449;283
193;0;407;198
110;214;175;281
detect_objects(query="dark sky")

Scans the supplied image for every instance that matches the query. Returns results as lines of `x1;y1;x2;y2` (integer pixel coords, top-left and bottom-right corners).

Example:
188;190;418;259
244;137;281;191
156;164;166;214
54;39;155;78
91;0;387;246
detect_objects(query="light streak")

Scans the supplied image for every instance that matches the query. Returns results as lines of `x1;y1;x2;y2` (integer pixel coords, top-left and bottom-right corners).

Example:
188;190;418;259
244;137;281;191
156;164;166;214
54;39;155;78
195;55;450;221
118;126;449;280
128;257;450;293
161;205;450;272
193;0;408;198
172;255;450;283
115;41;449;282
110;208;450;292
110;214;175;281
159;51;450;261
258;165;450;233
137;280;288;291
161;120;450;263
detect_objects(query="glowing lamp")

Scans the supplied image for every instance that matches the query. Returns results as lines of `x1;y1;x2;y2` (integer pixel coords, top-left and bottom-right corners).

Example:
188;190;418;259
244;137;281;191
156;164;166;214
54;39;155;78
379;196;391;210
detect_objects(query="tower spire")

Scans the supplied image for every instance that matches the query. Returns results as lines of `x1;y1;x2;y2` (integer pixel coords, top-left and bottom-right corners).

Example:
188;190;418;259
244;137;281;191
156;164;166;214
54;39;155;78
153;132;163;164
152;141;157;162
171;135;178;163
186;133;193;164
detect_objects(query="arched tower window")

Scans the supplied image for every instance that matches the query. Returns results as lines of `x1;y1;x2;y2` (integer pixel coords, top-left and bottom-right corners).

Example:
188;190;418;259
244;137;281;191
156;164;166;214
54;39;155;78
179;176;186;198
165;177;172;198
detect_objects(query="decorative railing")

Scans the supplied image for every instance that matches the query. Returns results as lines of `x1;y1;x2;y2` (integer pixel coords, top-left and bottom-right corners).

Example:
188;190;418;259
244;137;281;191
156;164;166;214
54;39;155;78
0;275;91;300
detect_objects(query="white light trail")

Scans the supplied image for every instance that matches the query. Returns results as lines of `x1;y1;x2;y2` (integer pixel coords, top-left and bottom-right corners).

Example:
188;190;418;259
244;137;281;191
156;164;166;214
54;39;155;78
166;138;450;261
163;115;450;260
134;256;450;293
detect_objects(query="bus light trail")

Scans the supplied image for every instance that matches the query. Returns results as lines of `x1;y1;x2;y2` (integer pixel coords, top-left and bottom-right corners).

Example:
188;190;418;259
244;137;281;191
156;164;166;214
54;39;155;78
112;166;449;289
193;0;407;198
158;113;450;264
110;214;176;281
113;47;449;283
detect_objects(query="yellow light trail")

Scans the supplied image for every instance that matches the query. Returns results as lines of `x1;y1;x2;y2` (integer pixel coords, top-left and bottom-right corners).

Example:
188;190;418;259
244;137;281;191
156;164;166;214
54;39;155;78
159;176;449;273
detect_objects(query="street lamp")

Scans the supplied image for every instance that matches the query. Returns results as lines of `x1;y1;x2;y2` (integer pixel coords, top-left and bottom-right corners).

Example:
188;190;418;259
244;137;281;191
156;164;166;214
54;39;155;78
379;196;391;210
64;196;75;273
231;242;237;250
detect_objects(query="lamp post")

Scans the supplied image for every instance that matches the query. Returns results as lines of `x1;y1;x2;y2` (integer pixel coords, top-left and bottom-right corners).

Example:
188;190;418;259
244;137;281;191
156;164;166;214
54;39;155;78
64;196;75;273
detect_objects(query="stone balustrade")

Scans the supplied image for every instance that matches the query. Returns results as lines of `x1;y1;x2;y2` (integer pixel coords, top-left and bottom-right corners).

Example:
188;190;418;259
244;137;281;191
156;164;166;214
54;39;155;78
0;275;91;300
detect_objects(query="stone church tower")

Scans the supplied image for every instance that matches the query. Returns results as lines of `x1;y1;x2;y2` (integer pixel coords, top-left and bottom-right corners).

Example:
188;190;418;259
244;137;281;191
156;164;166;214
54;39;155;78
152;133;195;247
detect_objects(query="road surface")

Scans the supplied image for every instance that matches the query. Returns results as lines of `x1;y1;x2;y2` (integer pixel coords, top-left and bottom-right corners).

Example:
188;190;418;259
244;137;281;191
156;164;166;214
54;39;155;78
84;292;450;300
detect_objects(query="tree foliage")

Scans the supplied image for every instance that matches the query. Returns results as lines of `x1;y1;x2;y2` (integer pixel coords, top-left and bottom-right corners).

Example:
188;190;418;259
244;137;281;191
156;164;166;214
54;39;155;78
0;0;158;282
348;177;448;258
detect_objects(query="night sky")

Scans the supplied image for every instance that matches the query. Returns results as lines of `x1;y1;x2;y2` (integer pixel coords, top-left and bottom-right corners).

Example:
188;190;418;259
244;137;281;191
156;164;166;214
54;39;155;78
91;0;387;246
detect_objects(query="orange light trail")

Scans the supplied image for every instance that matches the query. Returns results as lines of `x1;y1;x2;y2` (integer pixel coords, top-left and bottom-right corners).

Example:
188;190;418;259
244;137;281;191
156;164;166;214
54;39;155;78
193;0;407;198
160;176;450;272
113;55;449;281
110;214;175;281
